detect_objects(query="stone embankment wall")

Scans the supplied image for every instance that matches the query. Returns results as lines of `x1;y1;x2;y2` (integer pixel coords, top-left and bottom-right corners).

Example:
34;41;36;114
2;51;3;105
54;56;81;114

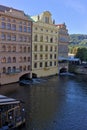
69;64;87;74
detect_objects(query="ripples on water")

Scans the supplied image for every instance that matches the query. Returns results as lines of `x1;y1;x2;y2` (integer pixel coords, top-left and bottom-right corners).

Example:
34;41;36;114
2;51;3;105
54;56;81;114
1;74;87;130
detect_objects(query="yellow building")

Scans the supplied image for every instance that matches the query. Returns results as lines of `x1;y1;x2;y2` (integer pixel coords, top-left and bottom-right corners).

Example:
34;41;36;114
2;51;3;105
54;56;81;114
31;11;58;77
56;23;69;73
0;5;32;85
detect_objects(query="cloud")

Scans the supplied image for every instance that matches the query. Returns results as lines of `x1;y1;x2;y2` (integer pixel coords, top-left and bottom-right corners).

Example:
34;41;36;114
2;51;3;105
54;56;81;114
64;0;86;14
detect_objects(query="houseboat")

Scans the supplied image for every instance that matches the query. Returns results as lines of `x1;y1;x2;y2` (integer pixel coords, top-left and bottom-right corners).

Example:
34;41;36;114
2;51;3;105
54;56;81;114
0;95;25;129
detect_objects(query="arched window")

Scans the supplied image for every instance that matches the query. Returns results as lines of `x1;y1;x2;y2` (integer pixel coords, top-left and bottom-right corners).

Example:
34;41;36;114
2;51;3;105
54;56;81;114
1;57;6;63
7;67;11;73
8;57;11;63
13;57;16;63
34;35;38;41
13;66;16;72
2;45;6;52
2;67;6;73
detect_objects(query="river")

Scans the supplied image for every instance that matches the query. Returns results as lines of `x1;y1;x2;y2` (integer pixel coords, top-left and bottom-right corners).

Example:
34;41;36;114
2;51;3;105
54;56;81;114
0;74;87;130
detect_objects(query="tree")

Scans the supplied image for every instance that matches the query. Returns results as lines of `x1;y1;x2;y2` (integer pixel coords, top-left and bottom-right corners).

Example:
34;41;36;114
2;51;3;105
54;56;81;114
75;47;87;62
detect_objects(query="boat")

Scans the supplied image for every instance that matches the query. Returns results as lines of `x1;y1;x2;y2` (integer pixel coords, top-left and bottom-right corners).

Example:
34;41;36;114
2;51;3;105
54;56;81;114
0;95;25;130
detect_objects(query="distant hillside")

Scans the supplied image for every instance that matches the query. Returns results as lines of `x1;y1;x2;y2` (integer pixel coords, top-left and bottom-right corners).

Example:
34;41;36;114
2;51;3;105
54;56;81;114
69;34;87;45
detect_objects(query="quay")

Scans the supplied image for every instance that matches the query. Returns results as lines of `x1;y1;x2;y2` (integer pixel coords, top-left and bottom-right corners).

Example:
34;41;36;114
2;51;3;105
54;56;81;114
0;95;25;130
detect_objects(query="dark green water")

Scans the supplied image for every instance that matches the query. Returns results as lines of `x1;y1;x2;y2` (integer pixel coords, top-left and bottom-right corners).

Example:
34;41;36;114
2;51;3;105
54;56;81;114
1;74;87;130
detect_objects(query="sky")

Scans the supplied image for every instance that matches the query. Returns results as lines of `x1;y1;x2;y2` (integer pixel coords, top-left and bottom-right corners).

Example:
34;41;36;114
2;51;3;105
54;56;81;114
0;0;87;34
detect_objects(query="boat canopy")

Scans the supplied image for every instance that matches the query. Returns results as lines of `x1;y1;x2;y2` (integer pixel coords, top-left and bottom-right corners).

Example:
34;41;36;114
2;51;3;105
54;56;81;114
0;95;20;105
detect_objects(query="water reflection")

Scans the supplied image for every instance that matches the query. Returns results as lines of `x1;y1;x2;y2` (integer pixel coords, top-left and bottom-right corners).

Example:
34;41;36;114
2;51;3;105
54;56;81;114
1;75;87;130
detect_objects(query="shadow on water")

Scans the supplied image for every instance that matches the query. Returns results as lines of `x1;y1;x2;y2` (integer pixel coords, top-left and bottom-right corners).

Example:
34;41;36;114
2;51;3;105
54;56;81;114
1;75;87;130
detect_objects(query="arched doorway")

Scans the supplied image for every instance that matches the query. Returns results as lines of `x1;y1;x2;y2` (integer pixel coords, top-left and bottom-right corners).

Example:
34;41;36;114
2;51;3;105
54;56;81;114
59;67;67;73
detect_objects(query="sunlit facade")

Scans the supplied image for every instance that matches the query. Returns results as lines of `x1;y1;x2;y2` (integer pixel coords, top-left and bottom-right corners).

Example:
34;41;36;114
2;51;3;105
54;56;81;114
0;5;32;85
31;11;58;77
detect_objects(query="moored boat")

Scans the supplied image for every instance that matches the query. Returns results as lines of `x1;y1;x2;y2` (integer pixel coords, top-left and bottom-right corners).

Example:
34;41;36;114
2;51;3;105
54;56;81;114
0;95;25;130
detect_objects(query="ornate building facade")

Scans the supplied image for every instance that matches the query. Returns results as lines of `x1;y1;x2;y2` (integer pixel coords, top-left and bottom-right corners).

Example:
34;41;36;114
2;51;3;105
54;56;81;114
56;23;69;73
31;11;58;77
0;5;32;85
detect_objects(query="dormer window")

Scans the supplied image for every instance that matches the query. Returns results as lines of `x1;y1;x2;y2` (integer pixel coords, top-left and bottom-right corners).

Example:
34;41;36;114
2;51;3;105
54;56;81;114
45;17;49;23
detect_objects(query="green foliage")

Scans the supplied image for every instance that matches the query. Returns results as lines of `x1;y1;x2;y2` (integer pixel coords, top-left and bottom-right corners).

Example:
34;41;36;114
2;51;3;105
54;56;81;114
69;34;87;45
75;47;87;62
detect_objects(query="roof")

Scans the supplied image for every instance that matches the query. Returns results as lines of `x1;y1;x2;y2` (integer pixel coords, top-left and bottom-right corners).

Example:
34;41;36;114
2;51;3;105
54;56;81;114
0;95;20;105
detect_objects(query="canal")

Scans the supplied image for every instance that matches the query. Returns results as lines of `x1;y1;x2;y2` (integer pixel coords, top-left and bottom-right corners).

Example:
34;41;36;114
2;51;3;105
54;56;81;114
0;74;87;130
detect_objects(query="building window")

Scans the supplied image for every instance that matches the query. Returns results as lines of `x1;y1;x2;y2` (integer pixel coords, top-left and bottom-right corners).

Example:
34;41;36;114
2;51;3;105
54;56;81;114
24;26;27;32
50;54;52;59
34;63;37;68
1;57;6;63
13;57;16;63
12;24;16;31
8;57;11;63
34;54;37;60
19;57;22;62
12;35;16;41
2;45;6;52
40;54;43;60
8;46;11;52
54;54;56;59
45;46;48;51
7;67;11;73
13;46;16;52
34;35;38;42
2;17;5;21
34;45;37;51
19;46;22;52
40;62;43;67
28;27;31;33
24;57;26;62
19;36;23;42
46;36;48;42
28;36;31;43
28;65;30;70
24;47;26;52
28;57;30;62
13;66;16;72
50;37;53;43
7;34;11;41
54;61;56;66
40;45;43;51
45;62;48;67
45;54;48;59
40;36;43;42
1;22;6;29
19;25;22;32
20;66;22;71
1;33;6;40
28;47;30;52
45;17;49;23
24;36;27;42
50;46;52;51
50;61;52;66
2;67;6;73
23;65;26;71
7;23;11;30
